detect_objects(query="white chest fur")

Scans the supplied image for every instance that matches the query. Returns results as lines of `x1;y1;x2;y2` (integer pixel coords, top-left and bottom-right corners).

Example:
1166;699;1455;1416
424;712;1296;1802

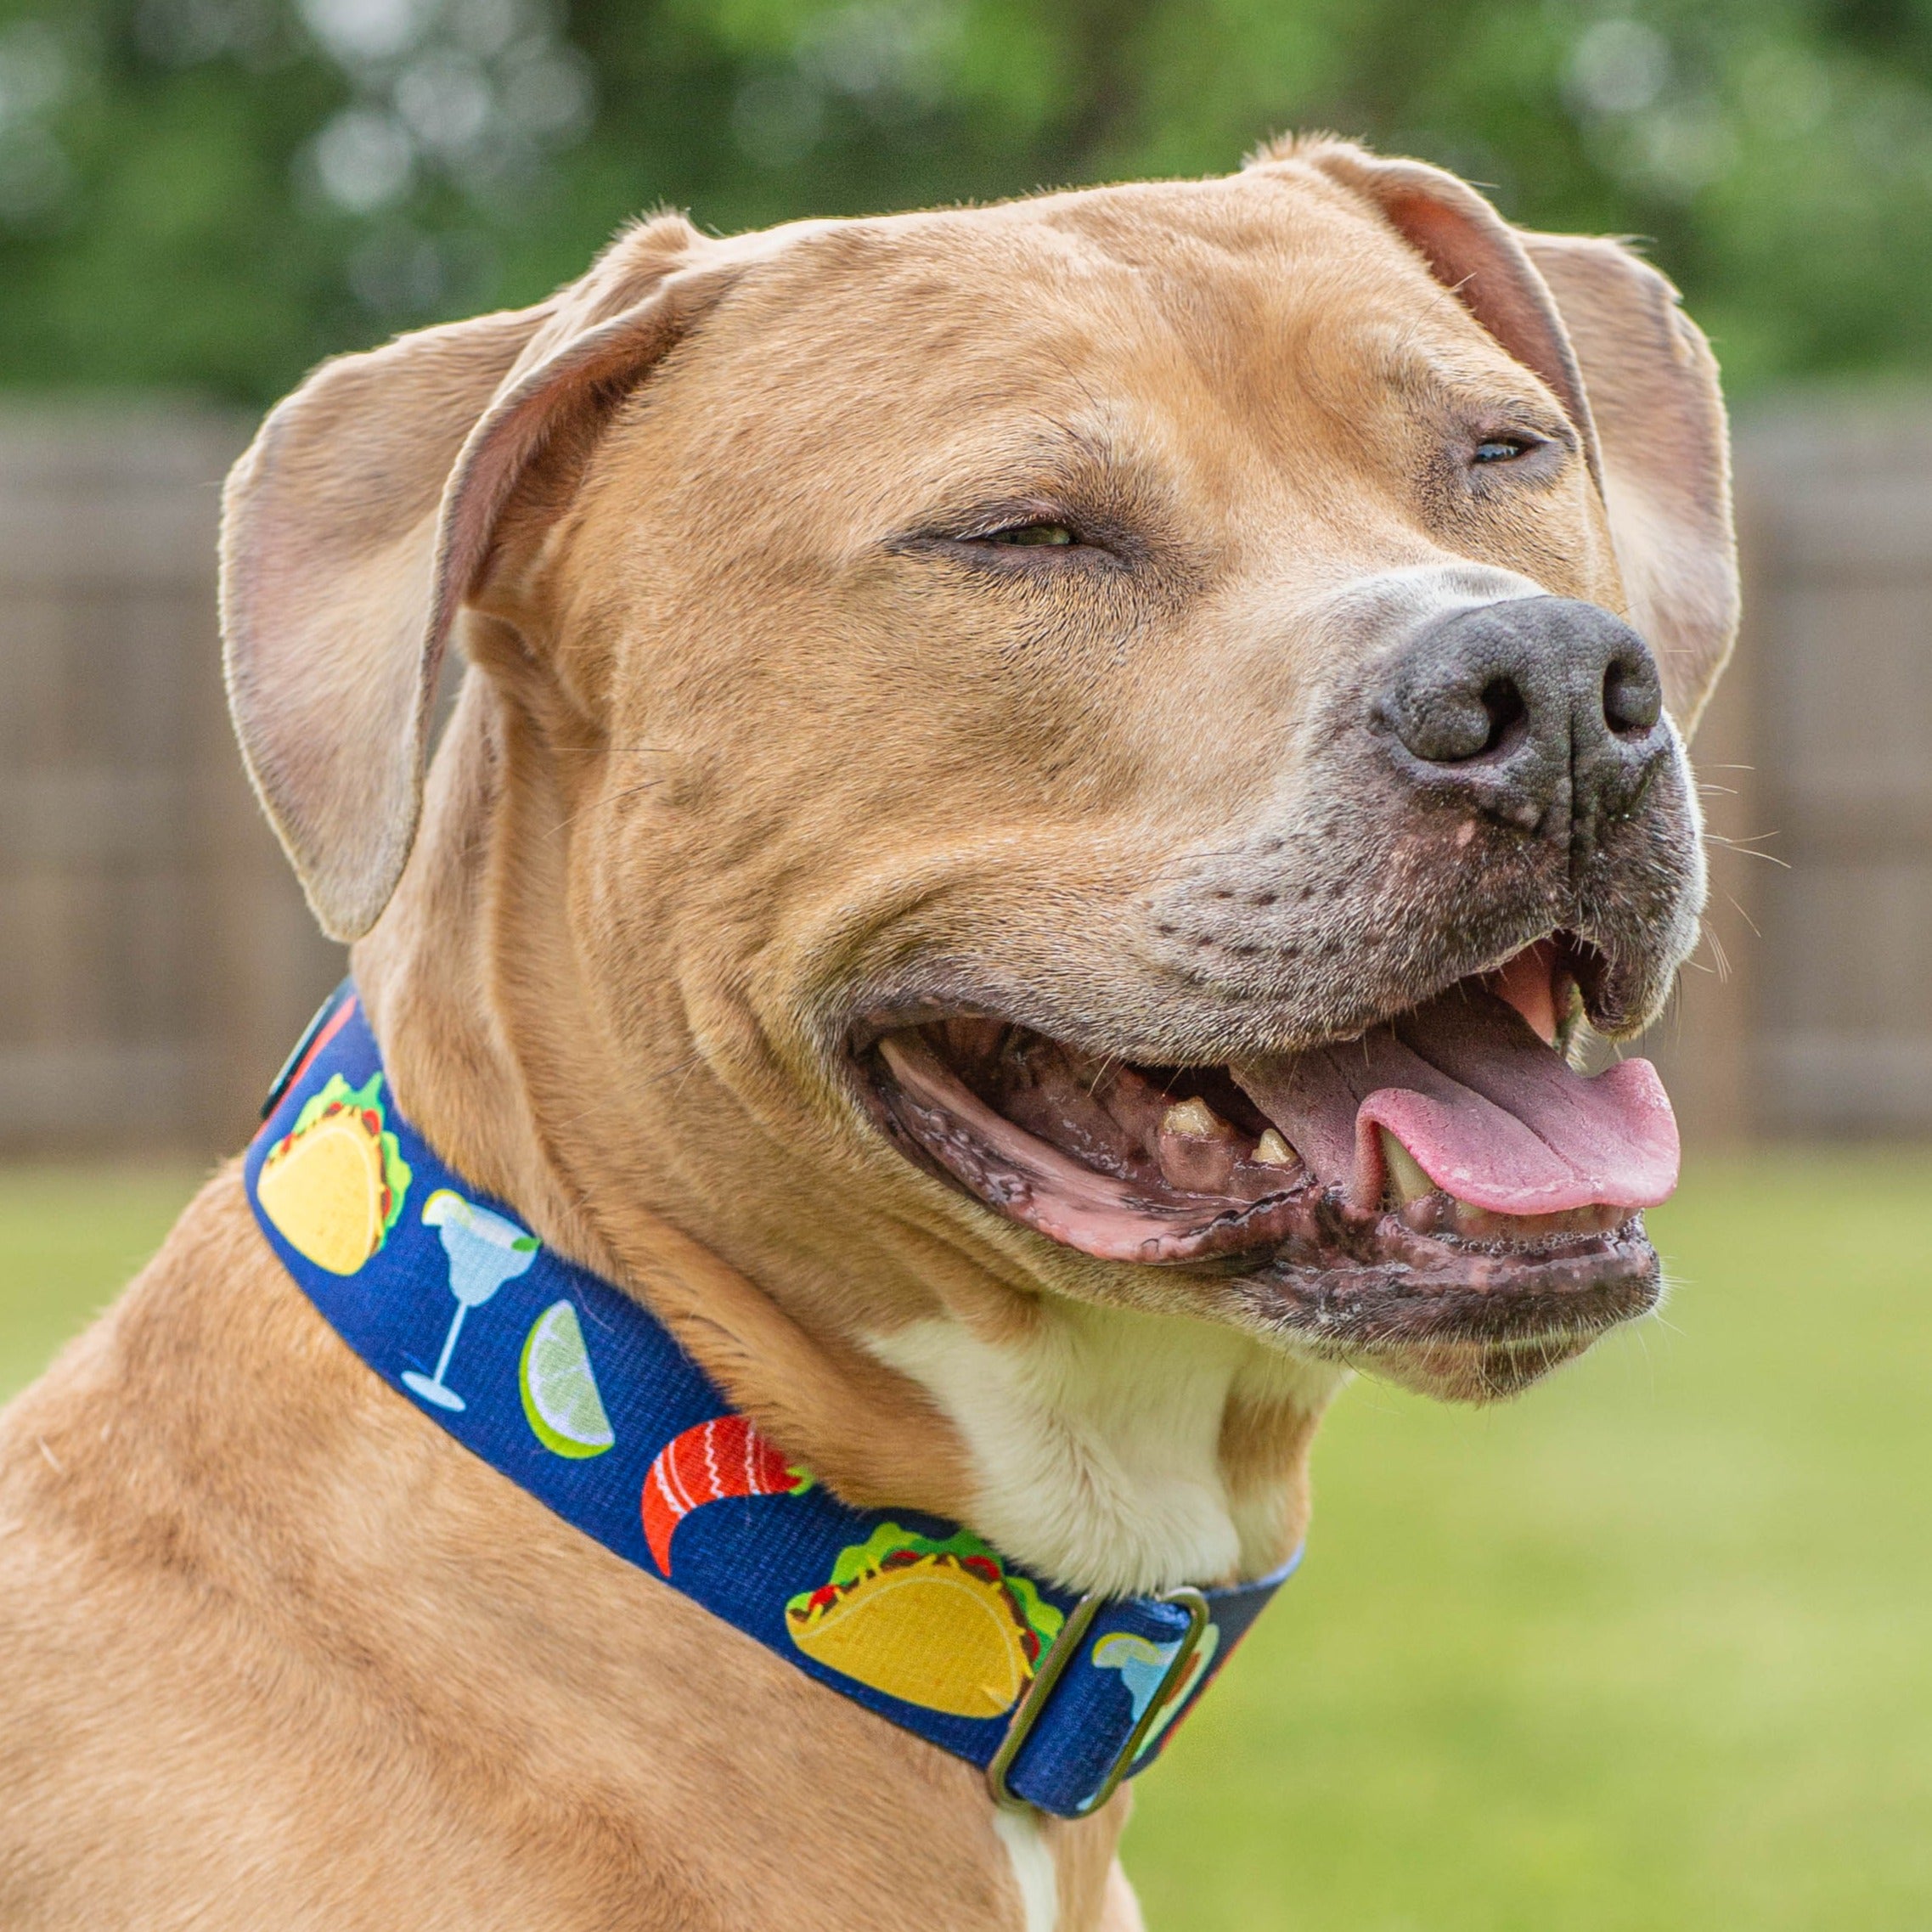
993;1806;1059;1932
868;1299;1342;1596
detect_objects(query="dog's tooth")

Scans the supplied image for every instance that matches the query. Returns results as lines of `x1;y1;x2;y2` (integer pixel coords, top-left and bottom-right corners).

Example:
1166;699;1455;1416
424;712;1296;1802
1161;1098;1227;1141
1449;1197;1625;1242
1253;1128;1298;1167
1157;1098;1241;1193
1379;1128;1436;1208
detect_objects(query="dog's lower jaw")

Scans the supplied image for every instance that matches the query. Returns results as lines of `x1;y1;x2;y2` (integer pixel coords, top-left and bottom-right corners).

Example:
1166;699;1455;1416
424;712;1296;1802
866;1297;1343;1597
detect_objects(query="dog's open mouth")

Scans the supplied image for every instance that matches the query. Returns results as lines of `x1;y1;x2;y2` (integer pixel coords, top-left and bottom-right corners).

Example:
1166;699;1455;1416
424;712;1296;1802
855;938;1677;1366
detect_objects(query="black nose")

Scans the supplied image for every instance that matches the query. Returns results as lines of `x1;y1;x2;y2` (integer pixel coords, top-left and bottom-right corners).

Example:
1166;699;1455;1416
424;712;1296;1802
1369;595;1670;851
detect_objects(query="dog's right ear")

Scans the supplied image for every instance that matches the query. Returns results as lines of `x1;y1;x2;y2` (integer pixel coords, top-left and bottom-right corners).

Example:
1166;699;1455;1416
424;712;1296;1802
222;217;722;942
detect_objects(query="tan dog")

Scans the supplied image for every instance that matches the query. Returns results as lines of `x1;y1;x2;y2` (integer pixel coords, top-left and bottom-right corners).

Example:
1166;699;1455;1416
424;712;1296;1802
0;138;1734;1929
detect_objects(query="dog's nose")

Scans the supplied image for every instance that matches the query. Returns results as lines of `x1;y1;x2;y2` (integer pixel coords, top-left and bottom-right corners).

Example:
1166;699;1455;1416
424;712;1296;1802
1370;595;1669;850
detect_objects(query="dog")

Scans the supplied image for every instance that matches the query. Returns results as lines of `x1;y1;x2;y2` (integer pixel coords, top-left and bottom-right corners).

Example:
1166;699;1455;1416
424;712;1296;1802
0;136;1735;1929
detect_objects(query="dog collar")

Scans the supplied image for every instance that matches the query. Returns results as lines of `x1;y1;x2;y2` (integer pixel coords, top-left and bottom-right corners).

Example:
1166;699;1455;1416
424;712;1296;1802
246;984;1298;1817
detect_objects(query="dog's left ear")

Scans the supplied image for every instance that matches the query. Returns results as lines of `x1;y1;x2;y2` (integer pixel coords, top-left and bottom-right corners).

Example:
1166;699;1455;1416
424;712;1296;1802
1259;139;1738;733
222;217;737;941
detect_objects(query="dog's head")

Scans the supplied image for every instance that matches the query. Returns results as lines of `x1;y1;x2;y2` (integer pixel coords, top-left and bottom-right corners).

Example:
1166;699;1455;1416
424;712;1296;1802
222;141;1734;1417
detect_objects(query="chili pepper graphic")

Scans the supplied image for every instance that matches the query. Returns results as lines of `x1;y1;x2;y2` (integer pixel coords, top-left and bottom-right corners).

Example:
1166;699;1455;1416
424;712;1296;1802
641;1416;812;1574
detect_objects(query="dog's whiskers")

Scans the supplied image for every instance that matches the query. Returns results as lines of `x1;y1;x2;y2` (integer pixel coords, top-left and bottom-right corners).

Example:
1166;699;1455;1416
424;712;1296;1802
1702;831;1788;869
1703;924;1732;985
1721;890;1762;941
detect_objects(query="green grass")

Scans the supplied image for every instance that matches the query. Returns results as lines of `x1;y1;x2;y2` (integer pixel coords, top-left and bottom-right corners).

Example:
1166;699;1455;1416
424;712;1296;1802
2;1155;1927;1926
1129;1152;1932;1929
0;1165;206;1399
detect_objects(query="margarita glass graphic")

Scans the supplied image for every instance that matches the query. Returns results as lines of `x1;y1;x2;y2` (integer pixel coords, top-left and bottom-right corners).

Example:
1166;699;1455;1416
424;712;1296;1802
1091;1622;1219;1760
402;1189;540;1412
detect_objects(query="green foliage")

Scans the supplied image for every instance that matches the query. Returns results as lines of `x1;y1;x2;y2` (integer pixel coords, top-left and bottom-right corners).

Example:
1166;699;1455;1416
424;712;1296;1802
2;0;1931;400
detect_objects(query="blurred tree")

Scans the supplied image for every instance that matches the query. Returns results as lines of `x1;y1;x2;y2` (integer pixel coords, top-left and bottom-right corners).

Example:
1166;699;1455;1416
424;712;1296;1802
0;0;1929;402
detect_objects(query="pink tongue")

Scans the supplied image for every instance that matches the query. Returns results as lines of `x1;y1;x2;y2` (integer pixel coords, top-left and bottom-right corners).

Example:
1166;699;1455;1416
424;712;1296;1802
1232;986;1679;1216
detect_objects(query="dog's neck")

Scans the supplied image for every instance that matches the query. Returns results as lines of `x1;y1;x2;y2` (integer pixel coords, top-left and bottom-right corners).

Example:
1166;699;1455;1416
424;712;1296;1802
867;1304;1329;1590
349;673;1338;1594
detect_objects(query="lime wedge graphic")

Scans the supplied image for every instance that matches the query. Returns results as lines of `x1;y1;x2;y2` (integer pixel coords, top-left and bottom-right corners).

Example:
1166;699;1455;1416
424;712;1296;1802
519;1300;615;1459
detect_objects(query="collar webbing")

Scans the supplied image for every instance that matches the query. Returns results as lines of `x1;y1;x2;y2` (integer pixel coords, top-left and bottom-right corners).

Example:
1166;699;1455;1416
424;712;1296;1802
246;983;1298;1817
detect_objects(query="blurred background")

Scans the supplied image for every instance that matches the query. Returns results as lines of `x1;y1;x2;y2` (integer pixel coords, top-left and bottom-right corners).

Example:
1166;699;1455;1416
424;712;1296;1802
1;1;1928;1925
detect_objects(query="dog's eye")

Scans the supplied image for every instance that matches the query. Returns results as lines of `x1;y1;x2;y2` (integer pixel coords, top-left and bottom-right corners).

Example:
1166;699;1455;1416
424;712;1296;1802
983;521;1077;547
1472;437;1531;465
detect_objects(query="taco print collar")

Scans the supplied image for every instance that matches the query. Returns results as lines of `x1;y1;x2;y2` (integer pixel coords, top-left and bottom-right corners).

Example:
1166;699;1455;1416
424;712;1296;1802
247;983;1300;1819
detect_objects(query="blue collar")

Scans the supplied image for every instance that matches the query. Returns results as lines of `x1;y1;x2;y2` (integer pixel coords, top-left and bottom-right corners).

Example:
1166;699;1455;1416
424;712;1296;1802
246;983;1298;1817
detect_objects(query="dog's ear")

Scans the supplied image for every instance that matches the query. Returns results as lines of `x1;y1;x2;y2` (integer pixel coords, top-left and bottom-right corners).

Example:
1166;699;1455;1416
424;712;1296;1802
1283;140;1601;470
222;216;723;941
1259;138;1738;732
1513;229;1738;732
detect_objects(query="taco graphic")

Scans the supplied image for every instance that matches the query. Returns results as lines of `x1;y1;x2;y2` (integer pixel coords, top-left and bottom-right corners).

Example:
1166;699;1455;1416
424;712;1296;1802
257;1073;412;1276
786;1524;1064;1721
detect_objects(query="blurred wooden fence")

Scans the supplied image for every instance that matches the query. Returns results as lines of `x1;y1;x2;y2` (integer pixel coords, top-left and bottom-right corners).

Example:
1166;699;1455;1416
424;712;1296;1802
1638;398;1932;1145
0;398;1925;1155
0;408;340;1155
1733;403;1932;1135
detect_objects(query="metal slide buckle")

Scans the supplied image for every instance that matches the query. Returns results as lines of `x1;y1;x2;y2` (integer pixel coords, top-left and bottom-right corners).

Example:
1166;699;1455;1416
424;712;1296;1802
986;1586;1212;1814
